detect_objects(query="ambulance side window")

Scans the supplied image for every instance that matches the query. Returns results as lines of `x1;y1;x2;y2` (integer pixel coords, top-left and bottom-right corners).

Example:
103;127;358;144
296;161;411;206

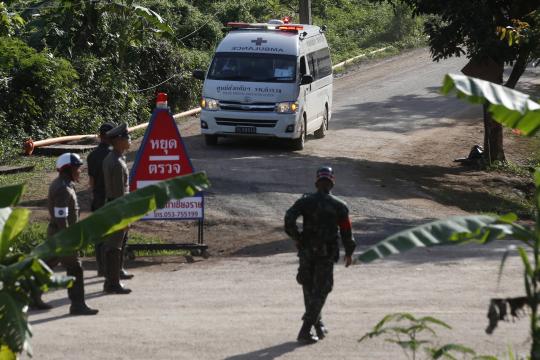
307;53;317;79
300;56;307;76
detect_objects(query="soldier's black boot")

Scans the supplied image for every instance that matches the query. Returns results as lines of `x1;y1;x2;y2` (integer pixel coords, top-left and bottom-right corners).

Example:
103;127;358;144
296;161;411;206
297;321;319;344
314;320;328;339
103;249;132;294
67;266;98;315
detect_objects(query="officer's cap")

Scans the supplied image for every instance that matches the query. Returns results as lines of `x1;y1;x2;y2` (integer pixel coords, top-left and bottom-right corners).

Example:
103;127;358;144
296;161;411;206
106;122;130;139
99;122;117;135
316;166;335;184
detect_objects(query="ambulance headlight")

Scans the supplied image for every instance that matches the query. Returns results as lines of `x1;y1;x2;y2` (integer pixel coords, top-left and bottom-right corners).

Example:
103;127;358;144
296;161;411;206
275;102;298;113
201;97;219;111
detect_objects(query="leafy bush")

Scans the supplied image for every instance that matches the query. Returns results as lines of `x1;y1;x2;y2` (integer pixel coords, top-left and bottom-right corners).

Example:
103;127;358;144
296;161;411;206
0;36;78;163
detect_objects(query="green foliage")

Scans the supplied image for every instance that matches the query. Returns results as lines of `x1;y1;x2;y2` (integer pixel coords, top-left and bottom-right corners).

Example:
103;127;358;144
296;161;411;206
0;2;23;37
356;215;520;263
359;313;484;359
0;36;78;163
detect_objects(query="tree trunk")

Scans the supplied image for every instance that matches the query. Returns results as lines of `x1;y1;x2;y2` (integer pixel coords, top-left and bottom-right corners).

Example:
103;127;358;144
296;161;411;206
483;104;505;164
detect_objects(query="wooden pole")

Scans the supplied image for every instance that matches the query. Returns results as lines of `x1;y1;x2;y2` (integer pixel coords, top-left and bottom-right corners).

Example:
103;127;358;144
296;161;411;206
299;0;312;25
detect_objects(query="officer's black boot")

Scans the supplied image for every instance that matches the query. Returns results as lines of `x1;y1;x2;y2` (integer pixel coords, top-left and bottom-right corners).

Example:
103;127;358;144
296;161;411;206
103;249;132;294
30;292;53;310
67;267;98;315
96;243;104;277
314;320;328;339
297;320;318;344
119;238;134;280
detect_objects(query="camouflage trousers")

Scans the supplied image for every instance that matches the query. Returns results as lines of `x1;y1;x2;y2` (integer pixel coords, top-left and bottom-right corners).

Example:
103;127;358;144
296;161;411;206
296;254;334;325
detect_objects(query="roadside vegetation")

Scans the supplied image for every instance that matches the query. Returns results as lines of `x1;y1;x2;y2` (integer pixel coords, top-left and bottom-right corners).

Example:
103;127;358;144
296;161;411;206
0;0;424;164
357;73;540;359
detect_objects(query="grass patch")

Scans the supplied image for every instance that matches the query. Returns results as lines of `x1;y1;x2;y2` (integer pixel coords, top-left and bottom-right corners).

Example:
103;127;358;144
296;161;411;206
0;155;56;200
81;231;190;258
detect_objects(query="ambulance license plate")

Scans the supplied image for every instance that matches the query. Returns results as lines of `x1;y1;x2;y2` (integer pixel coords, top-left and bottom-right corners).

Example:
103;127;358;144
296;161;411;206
235;126;256;134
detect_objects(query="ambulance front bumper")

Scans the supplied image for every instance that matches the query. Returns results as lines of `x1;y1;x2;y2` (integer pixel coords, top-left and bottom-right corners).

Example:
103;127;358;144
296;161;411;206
200;110;300;139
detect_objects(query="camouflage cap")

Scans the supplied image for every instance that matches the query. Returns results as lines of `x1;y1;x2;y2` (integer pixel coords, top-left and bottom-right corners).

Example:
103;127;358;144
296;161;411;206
316;166;335;184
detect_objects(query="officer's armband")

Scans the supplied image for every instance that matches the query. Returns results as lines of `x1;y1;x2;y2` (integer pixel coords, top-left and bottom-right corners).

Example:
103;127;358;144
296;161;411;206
54;207;69;218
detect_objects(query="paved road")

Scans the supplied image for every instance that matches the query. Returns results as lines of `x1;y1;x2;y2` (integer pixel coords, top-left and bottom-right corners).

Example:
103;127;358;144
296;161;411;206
27;49;528;359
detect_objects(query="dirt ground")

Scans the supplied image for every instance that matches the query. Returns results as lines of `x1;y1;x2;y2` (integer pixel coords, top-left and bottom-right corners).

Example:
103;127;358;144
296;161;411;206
19;48;540;359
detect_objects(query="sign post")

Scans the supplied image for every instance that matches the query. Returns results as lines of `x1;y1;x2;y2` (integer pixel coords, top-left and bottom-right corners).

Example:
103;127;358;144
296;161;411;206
128;93;207;258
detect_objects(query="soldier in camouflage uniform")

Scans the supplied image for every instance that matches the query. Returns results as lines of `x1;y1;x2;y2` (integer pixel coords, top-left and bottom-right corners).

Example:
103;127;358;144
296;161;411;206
284;166;356;344
102;122;132;294
44;153;99;315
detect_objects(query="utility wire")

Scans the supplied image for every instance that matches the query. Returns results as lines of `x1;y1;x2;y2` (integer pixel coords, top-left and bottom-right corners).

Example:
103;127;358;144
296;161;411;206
176;10;220;43
132;73;184;93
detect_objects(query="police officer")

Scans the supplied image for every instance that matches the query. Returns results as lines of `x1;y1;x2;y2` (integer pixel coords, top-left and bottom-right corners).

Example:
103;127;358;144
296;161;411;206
46;153;99;315
87;121;116;276
102;122;132;294
284;166;356;344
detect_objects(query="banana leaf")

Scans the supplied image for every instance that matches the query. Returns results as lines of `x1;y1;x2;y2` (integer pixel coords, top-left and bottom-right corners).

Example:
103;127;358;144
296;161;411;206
0;256;73;356
31;172;209;259
441;73;540;136
0;291;30;357
356;215;521;263
0;208;30;262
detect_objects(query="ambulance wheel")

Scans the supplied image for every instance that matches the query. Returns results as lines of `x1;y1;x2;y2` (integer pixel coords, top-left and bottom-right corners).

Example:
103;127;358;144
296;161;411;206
204;134;218;146
314;107;328;139
290;119;305;151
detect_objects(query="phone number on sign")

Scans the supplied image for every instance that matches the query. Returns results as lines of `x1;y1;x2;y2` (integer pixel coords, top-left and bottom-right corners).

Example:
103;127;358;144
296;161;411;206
152;210;201;219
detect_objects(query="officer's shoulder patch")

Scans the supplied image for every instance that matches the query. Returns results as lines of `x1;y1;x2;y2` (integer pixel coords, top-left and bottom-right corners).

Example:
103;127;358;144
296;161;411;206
301;193;311;199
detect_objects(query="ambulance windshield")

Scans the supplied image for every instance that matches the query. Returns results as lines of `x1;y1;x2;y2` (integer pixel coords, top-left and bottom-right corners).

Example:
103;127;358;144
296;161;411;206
208;53;297;83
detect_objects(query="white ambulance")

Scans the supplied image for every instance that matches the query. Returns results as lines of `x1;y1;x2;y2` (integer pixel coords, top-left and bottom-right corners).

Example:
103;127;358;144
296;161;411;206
193;19;333;150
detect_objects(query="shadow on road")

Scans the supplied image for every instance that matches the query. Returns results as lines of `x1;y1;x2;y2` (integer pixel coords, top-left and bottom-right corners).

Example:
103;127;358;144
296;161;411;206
29;313;72;326
331;87;478;133
223;341;301;360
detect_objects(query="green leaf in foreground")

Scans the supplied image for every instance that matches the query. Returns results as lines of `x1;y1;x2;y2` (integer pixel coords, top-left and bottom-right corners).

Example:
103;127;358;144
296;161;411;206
31;172;209;258
441;73;540;136
356;215;510;263
0;208;30;262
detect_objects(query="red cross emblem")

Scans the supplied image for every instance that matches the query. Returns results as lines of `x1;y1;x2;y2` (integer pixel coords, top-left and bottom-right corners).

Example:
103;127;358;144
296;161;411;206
251;37;267;46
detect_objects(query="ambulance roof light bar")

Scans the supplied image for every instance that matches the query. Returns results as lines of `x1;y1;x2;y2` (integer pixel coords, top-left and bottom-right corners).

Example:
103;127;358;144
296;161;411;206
226;21;304;32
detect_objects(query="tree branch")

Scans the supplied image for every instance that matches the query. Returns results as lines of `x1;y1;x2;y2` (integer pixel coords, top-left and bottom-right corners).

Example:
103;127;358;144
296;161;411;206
505;45;531;89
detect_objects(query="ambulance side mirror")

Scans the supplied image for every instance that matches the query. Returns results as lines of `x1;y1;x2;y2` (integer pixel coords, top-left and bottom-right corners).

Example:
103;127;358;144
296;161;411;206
300;74;313;85
192;70;206;81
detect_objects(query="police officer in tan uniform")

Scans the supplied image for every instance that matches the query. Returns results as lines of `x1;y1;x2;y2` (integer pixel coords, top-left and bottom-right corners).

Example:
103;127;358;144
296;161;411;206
102;122;132;294
45;153;99;315
87;121;116;276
